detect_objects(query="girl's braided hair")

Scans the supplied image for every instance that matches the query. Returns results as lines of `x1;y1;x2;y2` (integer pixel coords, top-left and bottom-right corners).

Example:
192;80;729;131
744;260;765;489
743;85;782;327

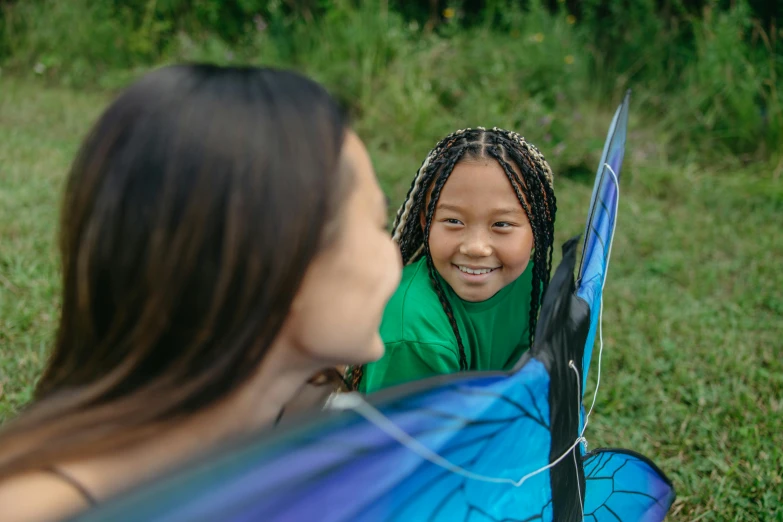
350;127;556;390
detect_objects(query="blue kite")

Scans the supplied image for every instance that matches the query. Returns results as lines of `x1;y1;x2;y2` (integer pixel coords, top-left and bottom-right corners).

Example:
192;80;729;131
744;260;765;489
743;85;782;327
73;91;675;522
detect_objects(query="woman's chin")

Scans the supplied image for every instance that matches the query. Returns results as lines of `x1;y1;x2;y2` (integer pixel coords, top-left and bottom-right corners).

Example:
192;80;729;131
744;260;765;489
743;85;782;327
362;334;387;363
310;334;386;367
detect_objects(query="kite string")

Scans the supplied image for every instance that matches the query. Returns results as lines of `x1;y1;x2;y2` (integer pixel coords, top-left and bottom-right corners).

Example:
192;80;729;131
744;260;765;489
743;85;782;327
330;362;586;491
569;360;585;519
581;162;620;440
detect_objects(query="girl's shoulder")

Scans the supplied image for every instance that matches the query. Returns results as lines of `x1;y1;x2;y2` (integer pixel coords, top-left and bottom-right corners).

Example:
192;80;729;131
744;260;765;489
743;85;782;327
380;258;457;347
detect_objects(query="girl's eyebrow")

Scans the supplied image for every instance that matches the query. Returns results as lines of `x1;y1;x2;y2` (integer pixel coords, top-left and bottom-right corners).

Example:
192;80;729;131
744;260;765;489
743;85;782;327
437;202;522;215
493;207;525;215
436;203;465;213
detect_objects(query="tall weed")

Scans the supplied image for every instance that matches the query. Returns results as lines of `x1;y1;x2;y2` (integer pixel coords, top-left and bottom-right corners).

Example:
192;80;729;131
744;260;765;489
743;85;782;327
664;1;782;159
579;0;675;94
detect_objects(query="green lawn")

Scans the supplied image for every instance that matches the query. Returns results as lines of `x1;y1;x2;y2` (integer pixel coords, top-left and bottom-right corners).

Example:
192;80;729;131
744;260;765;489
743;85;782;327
1;77;781;520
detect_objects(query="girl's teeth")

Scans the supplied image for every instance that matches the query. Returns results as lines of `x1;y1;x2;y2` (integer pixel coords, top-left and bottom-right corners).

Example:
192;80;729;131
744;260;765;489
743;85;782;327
458;266;493;275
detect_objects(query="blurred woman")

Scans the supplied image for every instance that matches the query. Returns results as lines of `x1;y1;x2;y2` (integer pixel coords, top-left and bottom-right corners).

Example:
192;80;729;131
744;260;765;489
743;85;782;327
0;64;401;521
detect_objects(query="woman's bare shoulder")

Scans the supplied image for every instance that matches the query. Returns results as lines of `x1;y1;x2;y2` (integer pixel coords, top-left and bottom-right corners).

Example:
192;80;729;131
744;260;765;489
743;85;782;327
0;471;90;522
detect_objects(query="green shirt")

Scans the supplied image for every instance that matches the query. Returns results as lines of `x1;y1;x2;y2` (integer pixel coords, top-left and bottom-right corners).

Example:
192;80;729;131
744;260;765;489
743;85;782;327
359;257;534;394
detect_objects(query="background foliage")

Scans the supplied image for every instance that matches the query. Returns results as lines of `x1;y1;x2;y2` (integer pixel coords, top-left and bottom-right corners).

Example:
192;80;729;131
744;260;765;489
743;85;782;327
1;0;781;161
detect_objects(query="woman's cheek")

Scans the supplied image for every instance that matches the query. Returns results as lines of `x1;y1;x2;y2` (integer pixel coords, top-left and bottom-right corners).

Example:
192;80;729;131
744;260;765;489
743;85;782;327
383;240;402;293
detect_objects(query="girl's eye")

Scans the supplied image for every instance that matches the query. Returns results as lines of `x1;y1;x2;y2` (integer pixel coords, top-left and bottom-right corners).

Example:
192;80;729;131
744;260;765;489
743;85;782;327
493;222;513;228
444;218;463;225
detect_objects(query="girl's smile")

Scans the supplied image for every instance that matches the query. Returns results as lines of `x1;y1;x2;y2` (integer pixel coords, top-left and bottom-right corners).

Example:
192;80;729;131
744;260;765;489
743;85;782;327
454;264;501;284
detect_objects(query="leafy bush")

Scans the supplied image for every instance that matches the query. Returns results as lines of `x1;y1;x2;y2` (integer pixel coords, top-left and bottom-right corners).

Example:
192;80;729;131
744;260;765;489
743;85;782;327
0;0;778;162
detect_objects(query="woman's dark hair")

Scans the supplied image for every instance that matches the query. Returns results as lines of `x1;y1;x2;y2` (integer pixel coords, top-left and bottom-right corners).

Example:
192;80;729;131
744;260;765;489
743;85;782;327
351;127;556;389
0;64;350;477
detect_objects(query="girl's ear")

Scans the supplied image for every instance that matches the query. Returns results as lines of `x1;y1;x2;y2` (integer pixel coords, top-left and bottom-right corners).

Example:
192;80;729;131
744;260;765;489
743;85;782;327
419;209;426;232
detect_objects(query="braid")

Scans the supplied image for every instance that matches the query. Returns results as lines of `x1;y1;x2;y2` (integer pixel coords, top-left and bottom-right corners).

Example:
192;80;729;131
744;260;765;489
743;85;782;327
350;127;556;390
391;129;470;244
422;147;470;370
392;153;432;243
348;363;363;391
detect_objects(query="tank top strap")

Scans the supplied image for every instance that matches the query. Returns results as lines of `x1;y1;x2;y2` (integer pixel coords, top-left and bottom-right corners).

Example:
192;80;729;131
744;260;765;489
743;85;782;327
43;465;98;507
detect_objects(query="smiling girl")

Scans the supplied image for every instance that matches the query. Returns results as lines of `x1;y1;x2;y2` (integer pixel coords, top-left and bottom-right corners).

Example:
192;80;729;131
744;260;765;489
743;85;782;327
353;127;556;393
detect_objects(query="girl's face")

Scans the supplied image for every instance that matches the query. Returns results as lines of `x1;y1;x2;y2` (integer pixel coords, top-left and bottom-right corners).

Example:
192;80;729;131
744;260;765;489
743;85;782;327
284;132;402;366
424;158;534;302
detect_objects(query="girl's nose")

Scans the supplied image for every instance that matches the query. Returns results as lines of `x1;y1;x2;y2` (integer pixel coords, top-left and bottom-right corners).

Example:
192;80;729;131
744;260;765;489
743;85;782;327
459;232;493;258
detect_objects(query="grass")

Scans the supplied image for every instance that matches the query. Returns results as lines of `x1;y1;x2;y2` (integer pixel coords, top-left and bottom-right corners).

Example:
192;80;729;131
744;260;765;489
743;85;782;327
1;73;782;520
